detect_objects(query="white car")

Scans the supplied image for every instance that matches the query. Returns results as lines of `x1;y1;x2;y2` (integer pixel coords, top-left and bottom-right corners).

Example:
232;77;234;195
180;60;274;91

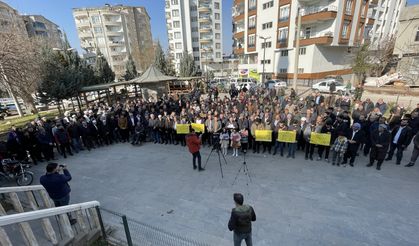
237;82;257;91
230;77;257;88
312;79;353;93
265;80;287;89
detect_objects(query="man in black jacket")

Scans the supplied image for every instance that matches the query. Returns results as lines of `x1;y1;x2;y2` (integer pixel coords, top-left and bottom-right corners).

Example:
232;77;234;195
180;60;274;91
40;163;76;224
228;193;256;246
342;123;364;166
385;117;413;164
367;124;391;170
405;131;419;167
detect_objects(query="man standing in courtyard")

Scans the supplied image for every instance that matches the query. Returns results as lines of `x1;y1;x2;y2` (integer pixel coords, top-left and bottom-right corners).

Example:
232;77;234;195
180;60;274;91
228;193;256;246
186;128;204;171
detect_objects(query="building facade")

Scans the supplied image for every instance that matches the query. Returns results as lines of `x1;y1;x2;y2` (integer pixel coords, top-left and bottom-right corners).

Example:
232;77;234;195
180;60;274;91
366;0;406;49
0;1;28;35
23;15;66;49
165;0;223;73
393;4;419;85
73;5;154;79
233;0;379;81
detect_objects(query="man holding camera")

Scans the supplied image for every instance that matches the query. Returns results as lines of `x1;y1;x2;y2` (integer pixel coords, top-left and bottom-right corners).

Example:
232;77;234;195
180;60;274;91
40;163;76;224
228;193;256;246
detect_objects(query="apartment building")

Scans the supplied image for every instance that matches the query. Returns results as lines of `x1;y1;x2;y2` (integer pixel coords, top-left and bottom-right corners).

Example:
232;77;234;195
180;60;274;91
0;1;30;35
233;0;377;81
165;0;223;73
393;4;419;84
366;0;406;48
22;15;66;49
73;5;154;79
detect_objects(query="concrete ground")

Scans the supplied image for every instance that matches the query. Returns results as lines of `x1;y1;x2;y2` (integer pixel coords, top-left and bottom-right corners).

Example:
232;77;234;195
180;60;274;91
26;141;419;246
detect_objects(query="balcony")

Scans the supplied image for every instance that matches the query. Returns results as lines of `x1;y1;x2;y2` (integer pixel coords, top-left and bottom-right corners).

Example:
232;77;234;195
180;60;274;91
234;47;244;54
301;5;337;24
297;31;334;46
234;30;245;39
199;24;212;32
78;31;92;38
199;15;212;23
198;4;211;12
76;20;90;27
108;40;125;46
200;36;213;42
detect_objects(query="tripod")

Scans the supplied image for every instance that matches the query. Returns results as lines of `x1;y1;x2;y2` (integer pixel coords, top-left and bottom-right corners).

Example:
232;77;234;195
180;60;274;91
232;150;252;186
203;144;228;178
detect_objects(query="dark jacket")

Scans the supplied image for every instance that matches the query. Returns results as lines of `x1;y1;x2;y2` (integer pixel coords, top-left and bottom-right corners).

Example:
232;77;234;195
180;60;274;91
371;130;391;153
391;126;413;147
40;169;72;199
346;129;365;151
228;204;256;234
413;131;419;149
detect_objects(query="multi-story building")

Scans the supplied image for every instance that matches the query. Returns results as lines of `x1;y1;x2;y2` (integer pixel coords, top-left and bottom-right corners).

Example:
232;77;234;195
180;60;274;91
393;4;419;85
22;15;66;49
165;0;223;73
0;1;28;35
366;0;406;48
233;0;379;81
73;4;154;79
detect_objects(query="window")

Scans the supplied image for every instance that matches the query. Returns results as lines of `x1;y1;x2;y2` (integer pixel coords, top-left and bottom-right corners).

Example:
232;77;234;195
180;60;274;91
261;41;272;48
97;37;105;45
174;32;181;39
216;52;221;58
280;50;288;56
194;56;200;61
342;21;350;38
299;47;306;55
215;33;221;39
193;47;199;52
165;12;171;19
91;16;100;24
215;23;220;30
176;53;183;59
173;21;180;28
216;43;221;49
298;68;304;73
248;34;256;47
249;0;257;10
191;27;198;32
171;0;178;4
215;13;220;20
165;1;170;8
278;27;288;43
261;59;271;64
214;2;220;9
262;22;273;30
345;0;353;15
168;33;173;40
192;37;199;42
172;10;179;17
304;27;311;39
279;5;290;22
415;27;419;42
279;68;287;73
175;42;182;49
94;27;102;33
248;16;256;29
190;6;197;11
191;17;197;22
263;1;274;9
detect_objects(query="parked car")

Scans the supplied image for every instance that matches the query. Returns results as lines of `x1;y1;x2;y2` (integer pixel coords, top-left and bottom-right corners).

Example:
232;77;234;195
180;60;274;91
237;82;257;91
0;105;10;120
265;80;287;89
230;77;257;88
324;75;344;83
312;79;354;93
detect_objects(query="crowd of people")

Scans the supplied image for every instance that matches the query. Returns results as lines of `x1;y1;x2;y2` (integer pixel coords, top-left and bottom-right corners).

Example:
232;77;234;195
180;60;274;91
2;85;419;171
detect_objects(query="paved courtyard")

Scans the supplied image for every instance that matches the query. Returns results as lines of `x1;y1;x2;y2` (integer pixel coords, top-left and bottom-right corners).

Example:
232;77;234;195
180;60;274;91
29;142;419;246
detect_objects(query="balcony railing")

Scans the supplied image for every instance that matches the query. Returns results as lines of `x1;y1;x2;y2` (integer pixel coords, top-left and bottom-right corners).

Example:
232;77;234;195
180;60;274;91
277;38;288;43
300;30;333;39
279;16;289;22
301;5;337;16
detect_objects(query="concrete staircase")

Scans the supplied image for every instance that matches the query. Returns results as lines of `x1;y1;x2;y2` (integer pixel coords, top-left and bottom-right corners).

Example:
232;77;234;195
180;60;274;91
0;185;104;246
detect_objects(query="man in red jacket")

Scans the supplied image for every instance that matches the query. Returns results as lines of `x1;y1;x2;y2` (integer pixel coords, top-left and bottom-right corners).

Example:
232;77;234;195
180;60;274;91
186;128;204;171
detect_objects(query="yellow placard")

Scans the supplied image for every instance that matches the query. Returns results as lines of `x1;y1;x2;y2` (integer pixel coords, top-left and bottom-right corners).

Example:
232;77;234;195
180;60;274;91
278;130;297;143
191;123;205;133
255;130;272;142
310;132;331;146
176;124;190;134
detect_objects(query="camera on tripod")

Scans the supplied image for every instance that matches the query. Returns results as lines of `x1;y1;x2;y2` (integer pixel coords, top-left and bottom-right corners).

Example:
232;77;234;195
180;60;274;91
212;133;221;151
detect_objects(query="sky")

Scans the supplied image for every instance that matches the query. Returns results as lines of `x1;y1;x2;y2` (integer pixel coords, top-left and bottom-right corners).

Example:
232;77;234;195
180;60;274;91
3;0;234;54
3;0;419;55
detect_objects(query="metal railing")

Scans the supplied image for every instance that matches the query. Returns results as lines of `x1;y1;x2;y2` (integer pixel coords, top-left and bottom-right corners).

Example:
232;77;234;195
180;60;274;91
101;208;210;246
300;30;333;39
301;5;338;16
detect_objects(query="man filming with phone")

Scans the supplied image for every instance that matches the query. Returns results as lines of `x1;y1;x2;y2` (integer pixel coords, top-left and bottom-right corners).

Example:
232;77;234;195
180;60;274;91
40;163;76;224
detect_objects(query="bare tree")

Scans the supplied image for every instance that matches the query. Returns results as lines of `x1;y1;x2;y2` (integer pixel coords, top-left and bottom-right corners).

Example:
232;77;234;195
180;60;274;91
0;32;42;115
369;37;397;76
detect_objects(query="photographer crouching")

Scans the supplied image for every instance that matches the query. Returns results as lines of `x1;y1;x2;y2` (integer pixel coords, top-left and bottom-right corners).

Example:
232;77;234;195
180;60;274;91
40;163;76;225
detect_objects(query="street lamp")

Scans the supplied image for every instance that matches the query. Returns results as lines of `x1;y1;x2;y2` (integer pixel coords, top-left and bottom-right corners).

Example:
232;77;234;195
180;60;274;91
259;36;271;84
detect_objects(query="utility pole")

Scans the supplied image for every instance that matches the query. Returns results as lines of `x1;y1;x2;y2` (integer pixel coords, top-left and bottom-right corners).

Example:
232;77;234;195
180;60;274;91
0;62;23;117
259;36;270;84
293;8;302;91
